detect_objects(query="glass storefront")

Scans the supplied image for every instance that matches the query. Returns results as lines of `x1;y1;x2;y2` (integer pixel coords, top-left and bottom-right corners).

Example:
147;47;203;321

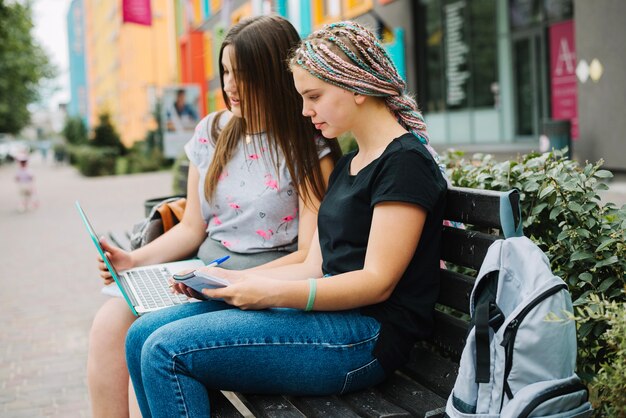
422;0;498;113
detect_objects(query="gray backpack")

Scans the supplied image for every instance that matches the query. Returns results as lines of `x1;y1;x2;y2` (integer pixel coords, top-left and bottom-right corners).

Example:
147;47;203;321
445;193;593;418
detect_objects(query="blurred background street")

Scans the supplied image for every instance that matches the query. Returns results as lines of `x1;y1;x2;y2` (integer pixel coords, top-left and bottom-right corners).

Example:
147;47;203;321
0;156;170;417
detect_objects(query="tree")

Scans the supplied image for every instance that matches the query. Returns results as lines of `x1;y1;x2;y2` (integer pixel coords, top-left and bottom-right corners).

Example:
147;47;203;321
62;116;88;145
92;112;125;155
0;1;56;134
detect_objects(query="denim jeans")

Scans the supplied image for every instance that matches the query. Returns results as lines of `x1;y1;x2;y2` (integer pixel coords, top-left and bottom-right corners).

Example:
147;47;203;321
125;301;386;418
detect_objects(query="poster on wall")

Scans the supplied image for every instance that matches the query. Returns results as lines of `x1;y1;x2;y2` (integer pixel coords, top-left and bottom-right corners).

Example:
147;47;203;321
122;0;152;26
162;85;201;158
549;20;578;139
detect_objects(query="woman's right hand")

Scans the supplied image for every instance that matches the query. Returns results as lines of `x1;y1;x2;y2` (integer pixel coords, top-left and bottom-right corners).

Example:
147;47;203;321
97;236;133;285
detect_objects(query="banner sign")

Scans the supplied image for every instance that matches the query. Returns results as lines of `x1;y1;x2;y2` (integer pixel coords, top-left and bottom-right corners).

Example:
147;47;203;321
122;0;152;26
161;85;201;158
549;20;578;139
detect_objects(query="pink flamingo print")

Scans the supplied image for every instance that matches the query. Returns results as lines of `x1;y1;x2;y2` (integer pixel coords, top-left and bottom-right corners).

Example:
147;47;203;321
218;170;228;181
256;229;274;241
212;215;222;226
276;208;298;233
221;240;234;248
225;196;242;215
242;153;261;170
259;173;279;195
229;202;242;214
198;137;209;144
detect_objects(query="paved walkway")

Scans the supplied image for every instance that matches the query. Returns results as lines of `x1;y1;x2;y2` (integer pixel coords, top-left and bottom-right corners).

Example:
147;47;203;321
0;153;624;418
0;155;171;417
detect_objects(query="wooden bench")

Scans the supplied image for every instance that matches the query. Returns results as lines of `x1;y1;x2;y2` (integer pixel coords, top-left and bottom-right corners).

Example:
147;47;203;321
117;185;519;417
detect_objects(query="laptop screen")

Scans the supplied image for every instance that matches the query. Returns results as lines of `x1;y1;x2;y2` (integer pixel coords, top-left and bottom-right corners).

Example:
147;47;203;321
75;201;123;279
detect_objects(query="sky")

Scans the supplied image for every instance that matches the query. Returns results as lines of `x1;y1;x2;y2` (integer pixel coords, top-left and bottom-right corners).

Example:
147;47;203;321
32;0;73;110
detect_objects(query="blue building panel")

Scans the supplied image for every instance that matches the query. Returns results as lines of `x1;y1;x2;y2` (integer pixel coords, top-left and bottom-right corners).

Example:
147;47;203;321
67;0;89;127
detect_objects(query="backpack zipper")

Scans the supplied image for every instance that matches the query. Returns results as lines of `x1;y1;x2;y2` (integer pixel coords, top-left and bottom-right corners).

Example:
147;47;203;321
517;378;588;418
499;283;568;408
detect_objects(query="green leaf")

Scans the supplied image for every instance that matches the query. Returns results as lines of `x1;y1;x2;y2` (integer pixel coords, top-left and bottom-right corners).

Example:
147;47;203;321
594;170;613;178
549;206;564;220
594;255;619;268
575;228;591;238
578;321;594;337
573;290;593;306
531;203;548;215
585;217;597;228
539;185;555;199
595;239;616;252
578;272;593;283
597;276;619;292
570;251;594;262
567;201;583;212
525;182;540;192
557;230;570;241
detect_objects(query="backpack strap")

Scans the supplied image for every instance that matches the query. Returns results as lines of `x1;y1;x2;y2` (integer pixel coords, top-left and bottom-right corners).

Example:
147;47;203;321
499;189;523;238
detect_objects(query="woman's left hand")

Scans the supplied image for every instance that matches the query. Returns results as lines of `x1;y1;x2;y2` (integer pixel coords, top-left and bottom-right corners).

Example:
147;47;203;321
201;270;279;310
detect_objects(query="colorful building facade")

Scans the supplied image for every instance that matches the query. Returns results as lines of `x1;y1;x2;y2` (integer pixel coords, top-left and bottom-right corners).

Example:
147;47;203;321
67;0;89;127
69;0;625;168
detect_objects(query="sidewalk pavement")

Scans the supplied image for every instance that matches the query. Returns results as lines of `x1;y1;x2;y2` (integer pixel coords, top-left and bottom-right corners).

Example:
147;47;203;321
0;154;171;417
0;152;624;418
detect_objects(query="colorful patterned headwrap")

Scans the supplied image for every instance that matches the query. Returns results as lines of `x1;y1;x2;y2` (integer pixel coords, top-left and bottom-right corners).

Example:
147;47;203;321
291;21;440;160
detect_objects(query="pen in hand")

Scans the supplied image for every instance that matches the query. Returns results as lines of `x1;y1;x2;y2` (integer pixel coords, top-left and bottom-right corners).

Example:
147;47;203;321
169;255;230;288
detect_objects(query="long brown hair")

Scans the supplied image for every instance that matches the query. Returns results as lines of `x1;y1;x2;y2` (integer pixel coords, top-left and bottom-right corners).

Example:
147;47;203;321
205;15;341;205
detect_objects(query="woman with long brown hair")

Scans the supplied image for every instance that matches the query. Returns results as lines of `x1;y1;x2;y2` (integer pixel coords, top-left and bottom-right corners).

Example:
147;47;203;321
87;15;340;418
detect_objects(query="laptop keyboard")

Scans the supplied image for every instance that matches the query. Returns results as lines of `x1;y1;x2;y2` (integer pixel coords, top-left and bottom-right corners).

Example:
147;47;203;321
127;267;188;309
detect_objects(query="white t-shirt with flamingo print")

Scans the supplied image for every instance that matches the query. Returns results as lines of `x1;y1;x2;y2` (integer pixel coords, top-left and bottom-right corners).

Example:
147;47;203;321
185;111;331;254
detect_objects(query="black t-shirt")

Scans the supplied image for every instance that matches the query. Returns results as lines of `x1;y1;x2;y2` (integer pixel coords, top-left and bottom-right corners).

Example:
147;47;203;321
318;133;447;374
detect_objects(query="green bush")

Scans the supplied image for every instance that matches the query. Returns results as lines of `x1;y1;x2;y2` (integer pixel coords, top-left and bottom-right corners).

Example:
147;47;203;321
71;145;118;177
338;132;358;154
441;149;626;379
92;112;125;155
573;293;626;416
125;146;166;174
172;152;189;195
62;116;88;145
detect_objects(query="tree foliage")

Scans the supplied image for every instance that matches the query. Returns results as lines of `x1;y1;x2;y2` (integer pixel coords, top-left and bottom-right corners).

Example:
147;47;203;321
92;112;125;154
442;149;626;379
0;1;56;134
62;116;88;145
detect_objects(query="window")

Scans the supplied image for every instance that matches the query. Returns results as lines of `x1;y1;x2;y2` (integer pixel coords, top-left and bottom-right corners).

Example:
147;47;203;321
422;0;497;112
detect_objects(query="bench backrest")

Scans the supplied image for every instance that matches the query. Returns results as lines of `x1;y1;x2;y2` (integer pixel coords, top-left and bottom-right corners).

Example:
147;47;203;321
435;186;520;358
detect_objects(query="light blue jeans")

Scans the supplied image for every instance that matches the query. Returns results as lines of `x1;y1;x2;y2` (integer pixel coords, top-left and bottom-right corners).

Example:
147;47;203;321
125;301;386;418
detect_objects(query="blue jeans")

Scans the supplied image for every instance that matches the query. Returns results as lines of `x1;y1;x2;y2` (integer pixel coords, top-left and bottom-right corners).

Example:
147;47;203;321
125;301;386;418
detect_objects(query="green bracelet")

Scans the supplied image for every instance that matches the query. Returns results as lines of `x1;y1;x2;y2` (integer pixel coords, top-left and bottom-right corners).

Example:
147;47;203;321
305;278;317;311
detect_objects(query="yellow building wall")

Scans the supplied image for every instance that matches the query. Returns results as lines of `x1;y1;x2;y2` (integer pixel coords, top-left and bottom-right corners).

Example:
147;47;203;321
86;0;179;147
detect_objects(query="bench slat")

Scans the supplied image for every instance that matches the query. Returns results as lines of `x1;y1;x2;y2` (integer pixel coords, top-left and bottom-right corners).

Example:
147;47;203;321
441;227;499;271
438;269;475;314
445;186;520;229
235;394;306;417
209;391;247;417
376;372;446;417
342;388;412;417
289;395;363;417
404;345;460;400
430;311;469;360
